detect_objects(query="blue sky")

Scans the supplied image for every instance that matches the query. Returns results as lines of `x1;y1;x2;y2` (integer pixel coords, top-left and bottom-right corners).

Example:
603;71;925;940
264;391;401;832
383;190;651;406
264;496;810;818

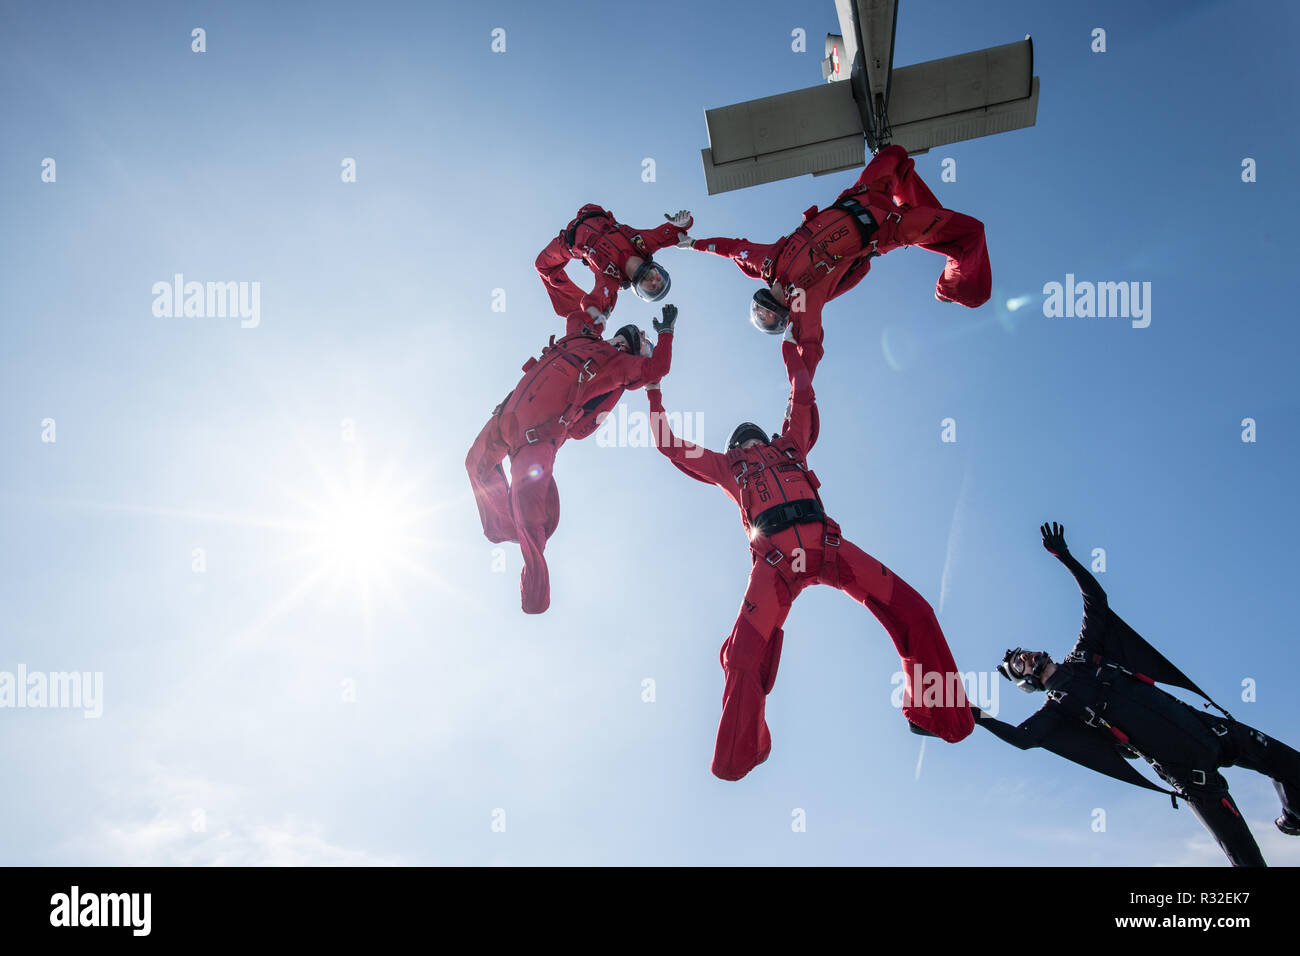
1;0;1297;865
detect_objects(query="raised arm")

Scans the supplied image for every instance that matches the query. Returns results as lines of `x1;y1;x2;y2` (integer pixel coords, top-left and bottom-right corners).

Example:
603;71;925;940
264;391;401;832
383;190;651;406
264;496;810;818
616;307;675;390
646;387;734;488
689;236;781;281
779;337;817;454
791;318;825;383
973;705;1061;751
635;210;694;255
1040;522;1109;655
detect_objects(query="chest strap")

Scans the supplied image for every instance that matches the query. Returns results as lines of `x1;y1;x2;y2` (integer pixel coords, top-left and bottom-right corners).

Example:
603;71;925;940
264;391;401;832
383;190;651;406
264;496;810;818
749;499;824;537
832;196;880;248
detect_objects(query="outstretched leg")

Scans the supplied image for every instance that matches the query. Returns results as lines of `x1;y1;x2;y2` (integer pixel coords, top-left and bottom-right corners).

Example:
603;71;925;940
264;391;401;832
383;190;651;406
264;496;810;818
1175;770;1267;867
508;439;561;615
845;144;916;199
828;538;974;742
1226;722;1300;831
712;561;798;781
849;146;991;308
465;417;517;544
535;236;588;327
894;206;991;308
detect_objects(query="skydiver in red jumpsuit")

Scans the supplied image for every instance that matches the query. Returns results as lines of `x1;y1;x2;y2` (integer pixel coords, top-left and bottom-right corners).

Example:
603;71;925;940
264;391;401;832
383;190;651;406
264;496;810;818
467;307;677;614
535;206;693;333
646;331;974;780
687;145;990;379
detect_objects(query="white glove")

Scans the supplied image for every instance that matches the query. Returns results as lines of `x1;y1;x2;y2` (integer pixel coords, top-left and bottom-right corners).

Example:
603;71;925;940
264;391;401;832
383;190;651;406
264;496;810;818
676;232;694;248
664;210;693;229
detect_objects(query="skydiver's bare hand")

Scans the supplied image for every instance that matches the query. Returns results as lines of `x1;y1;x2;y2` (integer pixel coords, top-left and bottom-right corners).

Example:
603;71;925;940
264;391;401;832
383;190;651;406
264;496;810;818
1040;522;1069;558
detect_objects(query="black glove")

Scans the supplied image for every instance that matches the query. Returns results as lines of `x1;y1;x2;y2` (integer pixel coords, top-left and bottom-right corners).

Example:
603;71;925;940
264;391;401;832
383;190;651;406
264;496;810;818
1040;521;1069;558
653;304;677;335
907;719;938;738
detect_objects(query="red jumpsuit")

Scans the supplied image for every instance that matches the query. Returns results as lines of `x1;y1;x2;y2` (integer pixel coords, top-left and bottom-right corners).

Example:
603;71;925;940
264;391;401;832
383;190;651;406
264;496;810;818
692;145;990;379
535;205;690;332
467;328;673;613
648;340;973;780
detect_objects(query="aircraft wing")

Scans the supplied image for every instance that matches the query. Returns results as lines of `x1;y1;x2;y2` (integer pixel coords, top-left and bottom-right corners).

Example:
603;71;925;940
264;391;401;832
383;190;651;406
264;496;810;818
882;38;1039;155
700;82;866;195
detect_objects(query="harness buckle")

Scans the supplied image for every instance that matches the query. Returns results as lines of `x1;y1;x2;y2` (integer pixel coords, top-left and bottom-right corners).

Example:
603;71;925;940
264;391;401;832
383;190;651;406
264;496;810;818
823;533;840;547
579;359;597;382
1191;769;1207;787
764;550;784;567
1212;724;1229;737
1083;707;1101;728
885;210;903;224
524;428;540;444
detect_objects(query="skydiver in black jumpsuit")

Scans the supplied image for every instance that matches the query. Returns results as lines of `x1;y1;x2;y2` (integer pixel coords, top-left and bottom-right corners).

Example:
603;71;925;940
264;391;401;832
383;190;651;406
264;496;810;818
974;522;1300;866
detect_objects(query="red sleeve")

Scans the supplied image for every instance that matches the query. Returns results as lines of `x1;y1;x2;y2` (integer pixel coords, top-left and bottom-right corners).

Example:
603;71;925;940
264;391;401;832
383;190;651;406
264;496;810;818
616;331;673;389
578;273;621;320
779;341;817;454
635;217;690;255
790;314;825;382
647;389;735;489
691;237;780;281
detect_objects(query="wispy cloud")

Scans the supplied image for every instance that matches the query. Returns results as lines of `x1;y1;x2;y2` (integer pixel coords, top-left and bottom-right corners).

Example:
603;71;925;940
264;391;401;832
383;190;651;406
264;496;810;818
56;767;401;866
939;466;972;614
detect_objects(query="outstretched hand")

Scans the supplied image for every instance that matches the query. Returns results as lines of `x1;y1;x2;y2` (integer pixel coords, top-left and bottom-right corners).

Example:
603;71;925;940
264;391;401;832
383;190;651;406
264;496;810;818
664;209;692;229
653;304;677;335
1040;521;1069;558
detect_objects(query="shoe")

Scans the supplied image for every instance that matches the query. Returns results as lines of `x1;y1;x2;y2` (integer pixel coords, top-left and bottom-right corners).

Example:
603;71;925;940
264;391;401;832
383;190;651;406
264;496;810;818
1275;813;1300;836
935;291;956;304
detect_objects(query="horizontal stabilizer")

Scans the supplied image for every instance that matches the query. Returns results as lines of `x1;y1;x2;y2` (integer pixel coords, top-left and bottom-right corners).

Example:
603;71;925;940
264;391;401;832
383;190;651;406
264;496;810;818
701;82;866;195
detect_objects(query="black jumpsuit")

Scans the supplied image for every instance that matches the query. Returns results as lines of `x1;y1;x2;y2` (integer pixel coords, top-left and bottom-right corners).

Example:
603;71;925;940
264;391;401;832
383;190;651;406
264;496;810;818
982;551;1300;867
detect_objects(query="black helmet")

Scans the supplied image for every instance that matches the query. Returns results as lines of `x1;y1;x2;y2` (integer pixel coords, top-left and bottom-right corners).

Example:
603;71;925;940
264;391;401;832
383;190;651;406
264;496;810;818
750;288;790;334
998;648;1051;692
630;260;670;302
728;422;769;450
613;324;646;356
